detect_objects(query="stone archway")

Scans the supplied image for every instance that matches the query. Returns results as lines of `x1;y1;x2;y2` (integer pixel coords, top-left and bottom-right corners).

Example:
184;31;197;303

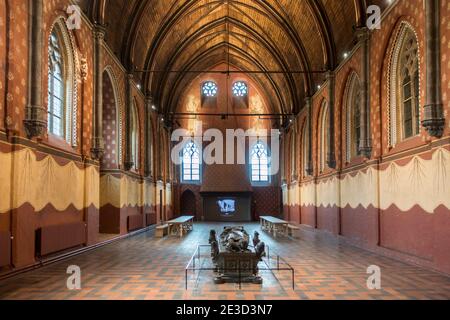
180;190;196;217
99;69;120;234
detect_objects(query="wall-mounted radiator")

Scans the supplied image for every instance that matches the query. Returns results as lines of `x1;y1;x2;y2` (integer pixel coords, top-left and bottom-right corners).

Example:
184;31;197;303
36;222;86;257
0;231;11;267
128;215;144;232
145;213;157;226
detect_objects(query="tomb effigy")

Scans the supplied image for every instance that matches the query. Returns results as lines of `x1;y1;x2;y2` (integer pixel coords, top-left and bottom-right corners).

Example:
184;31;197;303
209;226;265;284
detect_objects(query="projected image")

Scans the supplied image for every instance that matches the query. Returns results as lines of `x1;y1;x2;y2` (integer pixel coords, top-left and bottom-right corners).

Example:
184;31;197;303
217;199;236;216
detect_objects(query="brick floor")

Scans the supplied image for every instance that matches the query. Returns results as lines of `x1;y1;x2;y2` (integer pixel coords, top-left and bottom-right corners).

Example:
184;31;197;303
0;223;449;300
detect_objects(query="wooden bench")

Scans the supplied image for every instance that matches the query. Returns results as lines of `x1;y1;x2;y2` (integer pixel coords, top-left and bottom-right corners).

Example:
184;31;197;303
287;224;300;238
155;224;169;238
167;216;194;238
260;216;289;238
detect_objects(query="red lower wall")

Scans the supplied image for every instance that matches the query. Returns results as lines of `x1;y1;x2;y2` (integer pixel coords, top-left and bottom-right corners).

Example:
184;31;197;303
290;203;450;275
341;205;379;245
8;203;98;268
317;206;339;235
301;205;316;228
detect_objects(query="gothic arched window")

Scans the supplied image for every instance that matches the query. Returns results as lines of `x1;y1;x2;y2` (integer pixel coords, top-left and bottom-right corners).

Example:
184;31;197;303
290;132;297;180
251;142;270;183
47;18;78;146
182;141;201;182
389;23;421;145
48;29;65;137
232;81;248;97
201;81;218;108
301;120;310;176
232;81;249;108
399;31;420;139
202;81;218;97
131;101;139;171
345;72;363;161
319;101;329;173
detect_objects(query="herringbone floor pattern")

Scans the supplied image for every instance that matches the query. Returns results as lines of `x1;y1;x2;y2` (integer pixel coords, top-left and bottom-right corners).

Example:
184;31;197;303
0;223;449;300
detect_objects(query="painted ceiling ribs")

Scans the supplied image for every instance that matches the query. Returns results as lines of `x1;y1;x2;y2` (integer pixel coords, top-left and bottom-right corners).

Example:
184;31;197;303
84;0;383;116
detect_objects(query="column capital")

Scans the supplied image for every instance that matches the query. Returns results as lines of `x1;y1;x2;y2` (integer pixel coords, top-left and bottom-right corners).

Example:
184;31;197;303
305;164;314;176
90;137;105;161
145;94;153;105
23;106;47;138
124;161;135;172
354;26;371;43
93;24;106;40
422;104;445;137
325;70;335;81
304;96;312;106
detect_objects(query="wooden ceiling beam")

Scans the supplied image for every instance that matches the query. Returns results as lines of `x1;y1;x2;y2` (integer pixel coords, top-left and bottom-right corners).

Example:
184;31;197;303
164;43;286;117
151;17;298;116
90;0;107;25
306;0;337;70
120;1;148;69
139;0;312;112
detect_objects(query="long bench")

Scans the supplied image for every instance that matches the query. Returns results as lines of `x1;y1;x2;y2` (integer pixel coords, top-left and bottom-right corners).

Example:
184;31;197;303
155;224;169;238
167;216;194;238
260;216;289;238
287;224;301;238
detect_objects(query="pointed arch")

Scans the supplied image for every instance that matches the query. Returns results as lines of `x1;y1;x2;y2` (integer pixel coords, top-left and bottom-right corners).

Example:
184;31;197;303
146;111;155;177
388;21;421;146
289;130;297;180
318;100;329;173
250;140;270;184
47;17;80;146
130;98;140;171
181;140;201;183
343;71;363;162
300;117;309;177
102;66;123;168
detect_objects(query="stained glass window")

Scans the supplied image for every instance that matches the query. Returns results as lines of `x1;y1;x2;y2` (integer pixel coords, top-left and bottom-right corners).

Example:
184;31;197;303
251;142;270;182
131;102;139;170
182;141;201;182
48;30;65;137
399;28;420;140
353;88;362;157
202;81;218;97
232;81;248;97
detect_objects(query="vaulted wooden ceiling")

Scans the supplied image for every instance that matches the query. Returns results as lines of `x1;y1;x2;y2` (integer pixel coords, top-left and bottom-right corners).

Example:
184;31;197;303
80;0;389;116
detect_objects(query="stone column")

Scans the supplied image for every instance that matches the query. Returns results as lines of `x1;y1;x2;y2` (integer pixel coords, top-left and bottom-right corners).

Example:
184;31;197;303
90;24;106;160
167;128;173;183
423;0;445;137
24;0;46;138
157;120;163;181
305;97;314;175
326;72;336;169
291;123;298;181
124;73;134;171
355;27;372;157
144;95;153;178
280;135;287;185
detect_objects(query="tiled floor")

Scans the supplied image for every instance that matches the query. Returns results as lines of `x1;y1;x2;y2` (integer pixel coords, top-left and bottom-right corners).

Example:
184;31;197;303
0;223;449;300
